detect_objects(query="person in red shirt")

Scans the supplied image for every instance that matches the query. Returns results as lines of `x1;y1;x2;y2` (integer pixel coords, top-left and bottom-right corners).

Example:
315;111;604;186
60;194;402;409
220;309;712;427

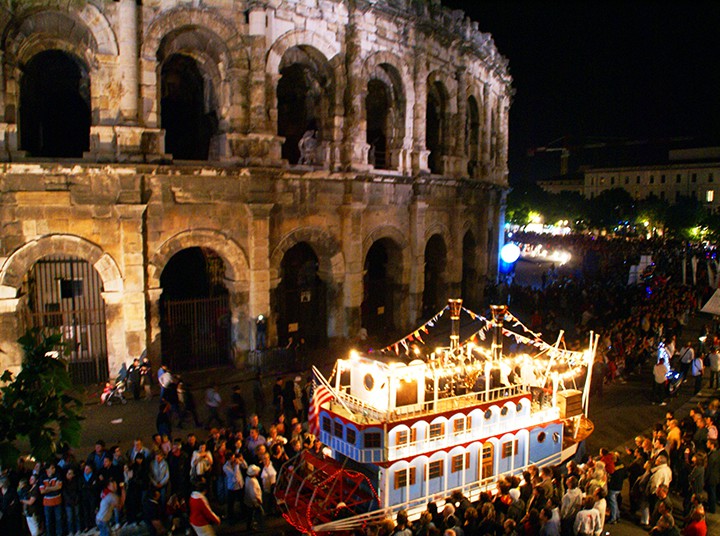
683;505;707;536
189;482;220;536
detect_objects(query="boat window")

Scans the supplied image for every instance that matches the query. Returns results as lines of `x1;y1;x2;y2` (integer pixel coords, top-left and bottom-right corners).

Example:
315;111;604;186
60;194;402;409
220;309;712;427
552;432;560;443
537;431;546;443
346;428;356;445
364;432;381;448
501;406;509;416
516;402;524;413
396;379;418;406
428;460;444;479
429;422;445;439
334;421;343;438
484;409;493;420
322;417;331;433
364;373;375;391
396;430;409;445
453;419;465;435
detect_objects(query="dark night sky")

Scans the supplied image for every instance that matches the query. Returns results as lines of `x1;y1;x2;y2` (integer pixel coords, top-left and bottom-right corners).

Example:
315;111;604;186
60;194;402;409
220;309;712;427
441;0;720;185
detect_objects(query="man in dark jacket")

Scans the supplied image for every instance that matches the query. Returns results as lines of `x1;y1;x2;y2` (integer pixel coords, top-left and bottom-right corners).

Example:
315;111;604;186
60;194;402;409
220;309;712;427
706;439;720;513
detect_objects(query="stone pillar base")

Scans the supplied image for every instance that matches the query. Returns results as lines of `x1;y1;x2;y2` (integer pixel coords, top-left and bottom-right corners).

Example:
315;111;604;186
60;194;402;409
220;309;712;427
85;126;169;163
226;133;284;166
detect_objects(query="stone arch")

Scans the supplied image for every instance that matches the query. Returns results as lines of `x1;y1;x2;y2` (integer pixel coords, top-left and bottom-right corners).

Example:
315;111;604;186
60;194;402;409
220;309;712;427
141;7;249;131
360;51;414;169
0;235;123;298
148;229;249;290
361;225;410;337
269;227;344;288
424;222;453;251
266;29;340;76
4;5;118;66
142;7;248;69
426;72;454;174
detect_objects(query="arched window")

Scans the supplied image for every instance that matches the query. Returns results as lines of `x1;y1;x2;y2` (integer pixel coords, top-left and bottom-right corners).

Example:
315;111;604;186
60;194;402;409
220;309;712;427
20;50;90;157
426;81;448;174
161;54;218;160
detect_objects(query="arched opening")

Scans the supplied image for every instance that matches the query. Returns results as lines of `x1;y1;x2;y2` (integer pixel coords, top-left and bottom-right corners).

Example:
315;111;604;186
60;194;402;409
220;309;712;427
366;79;389;169
362;239;403;338
160;247;230;371
426;81;447;174
277;46;332;165
466;96;480;176
276;243;327;348
20;256;107;385
462;231;478;309
422;235;447;319
161;54;218;160
20;50;90;157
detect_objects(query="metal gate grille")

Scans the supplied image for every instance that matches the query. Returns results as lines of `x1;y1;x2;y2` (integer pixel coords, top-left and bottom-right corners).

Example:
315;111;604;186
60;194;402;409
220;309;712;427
21;256;109;385
162;295;231;371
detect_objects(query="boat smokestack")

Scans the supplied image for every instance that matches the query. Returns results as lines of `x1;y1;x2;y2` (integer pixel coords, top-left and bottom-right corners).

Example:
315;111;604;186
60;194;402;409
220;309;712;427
448;299;463;350
490;304;507;361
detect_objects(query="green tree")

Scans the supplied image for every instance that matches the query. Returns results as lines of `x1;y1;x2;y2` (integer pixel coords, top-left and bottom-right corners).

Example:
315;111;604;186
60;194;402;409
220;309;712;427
665;195;705;239
586;188;635;229
0;329;83;467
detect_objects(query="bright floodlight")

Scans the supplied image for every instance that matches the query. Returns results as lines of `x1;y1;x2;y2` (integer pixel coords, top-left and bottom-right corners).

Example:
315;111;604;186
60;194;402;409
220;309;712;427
500;243;521;264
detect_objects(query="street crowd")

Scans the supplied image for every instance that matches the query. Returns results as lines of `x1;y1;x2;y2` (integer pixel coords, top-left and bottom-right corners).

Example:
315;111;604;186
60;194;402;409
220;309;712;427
1;234;720;536
0;365;317;536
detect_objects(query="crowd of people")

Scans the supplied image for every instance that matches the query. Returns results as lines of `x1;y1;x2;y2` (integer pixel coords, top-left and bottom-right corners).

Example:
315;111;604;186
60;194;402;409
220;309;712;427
0;365;319;536
2;233;720;536
365;400;716;536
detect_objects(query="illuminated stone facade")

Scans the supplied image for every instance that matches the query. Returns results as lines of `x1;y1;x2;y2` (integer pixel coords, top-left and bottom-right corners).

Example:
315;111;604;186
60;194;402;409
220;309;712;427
0;0;510;377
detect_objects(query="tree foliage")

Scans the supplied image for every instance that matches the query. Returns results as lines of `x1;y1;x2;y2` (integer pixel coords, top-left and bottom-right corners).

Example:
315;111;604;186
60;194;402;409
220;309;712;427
0;329;83;468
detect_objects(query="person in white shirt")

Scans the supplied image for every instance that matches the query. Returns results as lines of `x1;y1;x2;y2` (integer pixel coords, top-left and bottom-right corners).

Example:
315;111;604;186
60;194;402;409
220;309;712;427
653;358;669;405
592;488;606;536
708;347;720;389
573;496;601;536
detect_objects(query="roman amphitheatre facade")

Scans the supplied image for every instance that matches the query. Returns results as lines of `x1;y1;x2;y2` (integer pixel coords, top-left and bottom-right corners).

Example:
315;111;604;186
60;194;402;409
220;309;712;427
0;0;510;381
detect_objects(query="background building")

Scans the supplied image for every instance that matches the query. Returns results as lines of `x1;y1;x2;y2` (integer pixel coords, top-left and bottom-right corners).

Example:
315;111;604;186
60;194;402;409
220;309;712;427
0;0;511;381
539;147;720;212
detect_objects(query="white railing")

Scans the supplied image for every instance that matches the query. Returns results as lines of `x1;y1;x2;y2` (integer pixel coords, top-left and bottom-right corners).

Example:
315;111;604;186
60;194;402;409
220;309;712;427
334;383;526;423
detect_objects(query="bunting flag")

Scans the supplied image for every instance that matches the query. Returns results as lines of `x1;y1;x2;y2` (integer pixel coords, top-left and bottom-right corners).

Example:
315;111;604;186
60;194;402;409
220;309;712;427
308;370;334;437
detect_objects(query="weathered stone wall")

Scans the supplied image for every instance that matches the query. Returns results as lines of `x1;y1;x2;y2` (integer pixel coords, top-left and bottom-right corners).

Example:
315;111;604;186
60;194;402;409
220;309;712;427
0;0;511;376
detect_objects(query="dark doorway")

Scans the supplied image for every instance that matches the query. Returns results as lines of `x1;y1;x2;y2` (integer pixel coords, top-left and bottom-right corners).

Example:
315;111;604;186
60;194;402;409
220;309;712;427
426;82;446;174
366;79;389;169
20;50;90;158
422;235;447;318
278;63;317;164
161;54;217;160
466;96;480;176
276;243;327;348
21;256;108;385
362;240;398;337
160;247;230;370
462;231;478;309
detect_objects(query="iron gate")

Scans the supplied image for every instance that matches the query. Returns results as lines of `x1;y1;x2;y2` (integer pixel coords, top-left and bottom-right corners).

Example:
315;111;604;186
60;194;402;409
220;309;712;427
161;295;231;371
21;256;109;385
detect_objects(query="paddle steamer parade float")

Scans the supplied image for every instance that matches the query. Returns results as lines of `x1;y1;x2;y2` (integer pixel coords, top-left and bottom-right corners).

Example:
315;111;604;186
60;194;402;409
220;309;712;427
276;299;596;534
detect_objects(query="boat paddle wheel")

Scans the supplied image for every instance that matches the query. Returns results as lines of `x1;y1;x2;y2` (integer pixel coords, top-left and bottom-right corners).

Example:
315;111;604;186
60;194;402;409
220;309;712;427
275;449;379;535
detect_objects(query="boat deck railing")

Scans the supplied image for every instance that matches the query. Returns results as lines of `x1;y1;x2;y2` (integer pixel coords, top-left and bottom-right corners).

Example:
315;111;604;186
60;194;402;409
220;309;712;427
334;383;527;423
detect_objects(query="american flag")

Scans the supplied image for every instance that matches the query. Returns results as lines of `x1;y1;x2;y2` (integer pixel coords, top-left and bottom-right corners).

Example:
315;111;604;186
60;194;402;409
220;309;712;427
308;368;334;436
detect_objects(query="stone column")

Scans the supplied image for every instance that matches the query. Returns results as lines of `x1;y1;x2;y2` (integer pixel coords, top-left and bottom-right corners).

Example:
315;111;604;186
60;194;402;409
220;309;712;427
342;13;370;170
412;50;430;174
118;0;139;123
226;280;250;364
339;199;365;338
455;67;468;176
111;204;146;367
408;198;428;328
146;287;162;365
481;83;492;174
248;204;273;348
0;296;23;374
